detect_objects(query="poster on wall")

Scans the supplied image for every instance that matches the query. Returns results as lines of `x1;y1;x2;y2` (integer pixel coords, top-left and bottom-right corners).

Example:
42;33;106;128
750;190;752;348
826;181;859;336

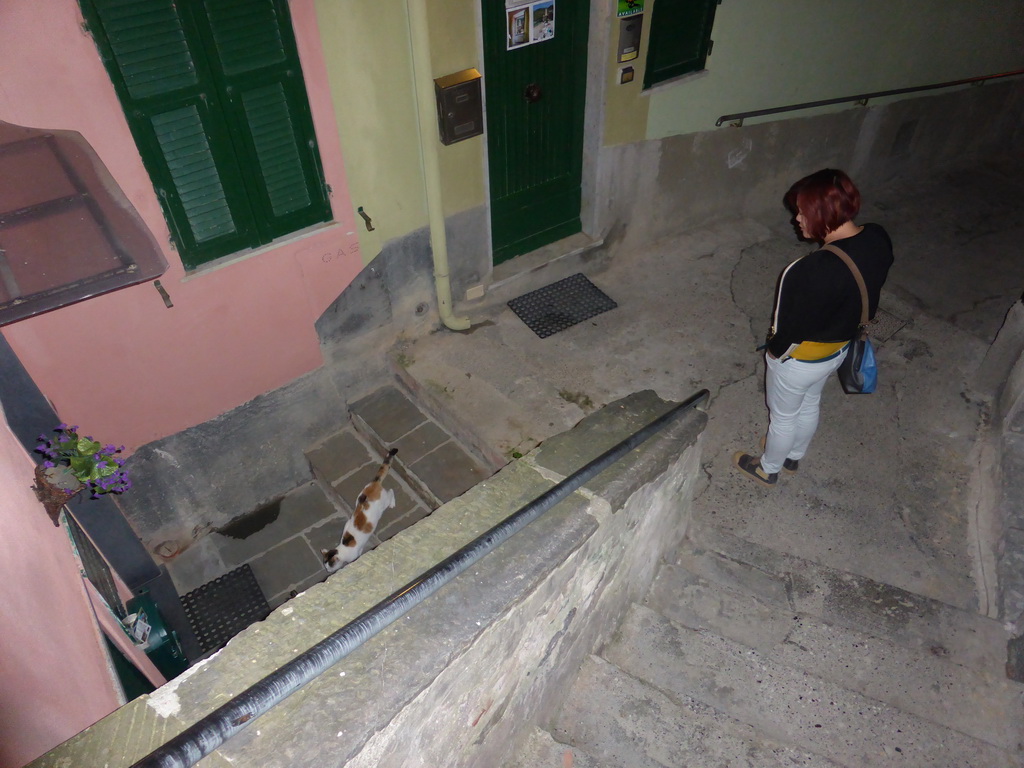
506;0;555;49
532;1;554;41
617;0;643;17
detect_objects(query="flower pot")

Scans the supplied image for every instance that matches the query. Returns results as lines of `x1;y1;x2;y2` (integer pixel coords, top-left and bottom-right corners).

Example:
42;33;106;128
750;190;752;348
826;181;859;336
33;464;84;526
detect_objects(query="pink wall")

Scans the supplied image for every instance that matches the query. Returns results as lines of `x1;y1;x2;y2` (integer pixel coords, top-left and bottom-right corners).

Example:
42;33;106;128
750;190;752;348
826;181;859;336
0;0;363;451
0;404;122;768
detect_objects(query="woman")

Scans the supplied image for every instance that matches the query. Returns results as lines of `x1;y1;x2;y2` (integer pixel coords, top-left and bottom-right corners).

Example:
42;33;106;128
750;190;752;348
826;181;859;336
733;168;894;486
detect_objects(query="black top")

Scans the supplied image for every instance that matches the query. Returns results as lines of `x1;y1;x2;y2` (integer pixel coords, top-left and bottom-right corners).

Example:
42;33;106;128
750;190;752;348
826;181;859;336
767;222;894;358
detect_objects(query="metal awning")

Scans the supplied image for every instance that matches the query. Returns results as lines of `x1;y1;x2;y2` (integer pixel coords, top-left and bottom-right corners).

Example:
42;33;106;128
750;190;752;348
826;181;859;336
0;120;167;326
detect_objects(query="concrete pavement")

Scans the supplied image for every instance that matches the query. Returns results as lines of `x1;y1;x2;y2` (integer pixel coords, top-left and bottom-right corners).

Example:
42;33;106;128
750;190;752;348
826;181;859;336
399;158;1024;613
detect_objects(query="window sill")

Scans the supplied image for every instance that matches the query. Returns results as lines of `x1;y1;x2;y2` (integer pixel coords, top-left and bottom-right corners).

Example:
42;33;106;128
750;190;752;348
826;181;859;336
641;68;710;96
180;221;346;282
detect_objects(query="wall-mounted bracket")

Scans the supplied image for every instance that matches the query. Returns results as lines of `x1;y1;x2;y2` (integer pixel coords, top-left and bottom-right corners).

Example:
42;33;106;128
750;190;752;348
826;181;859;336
357;206;375;232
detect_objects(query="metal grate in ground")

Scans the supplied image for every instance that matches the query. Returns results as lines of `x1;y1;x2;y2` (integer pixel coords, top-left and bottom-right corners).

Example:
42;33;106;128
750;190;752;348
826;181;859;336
507;273;617;339
869;307;908;343
181;564;271;655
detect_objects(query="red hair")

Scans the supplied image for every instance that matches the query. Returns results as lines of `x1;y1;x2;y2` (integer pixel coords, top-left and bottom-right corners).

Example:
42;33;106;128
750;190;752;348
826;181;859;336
784;169;861;242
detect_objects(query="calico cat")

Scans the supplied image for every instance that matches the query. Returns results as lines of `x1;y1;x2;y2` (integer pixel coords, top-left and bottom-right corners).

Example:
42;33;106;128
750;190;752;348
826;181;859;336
321;448;398;572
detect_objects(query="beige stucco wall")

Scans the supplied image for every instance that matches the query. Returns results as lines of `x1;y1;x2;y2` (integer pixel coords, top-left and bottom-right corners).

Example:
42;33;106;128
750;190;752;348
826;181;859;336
315;0;487;264
314;0;1023;262
427;0;489;216
604;0;1024;145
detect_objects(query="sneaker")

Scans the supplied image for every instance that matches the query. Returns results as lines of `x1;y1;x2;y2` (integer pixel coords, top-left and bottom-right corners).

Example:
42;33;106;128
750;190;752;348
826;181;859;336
732;452;778;486
759;436;799;474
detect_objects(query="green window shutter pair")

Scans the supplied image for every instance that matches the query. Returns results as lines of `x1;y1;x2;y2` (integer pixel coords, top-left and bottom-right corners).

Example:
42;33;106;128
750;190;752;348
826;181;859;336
80;0;331;269
644;0;720;88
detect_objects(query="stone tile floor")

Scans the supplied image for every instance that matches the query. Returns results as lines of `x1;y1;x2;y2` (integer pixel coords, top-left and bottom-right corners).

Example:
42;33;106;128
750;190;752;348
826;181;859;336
167;384;493;621
347;385;493;507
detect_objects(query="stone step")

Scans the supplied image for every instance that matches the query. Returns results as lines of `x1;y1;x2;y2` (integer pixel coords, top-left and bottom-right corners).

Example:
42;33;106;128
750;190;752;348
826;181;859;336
499;727;601;768
463;231;609;317
347;384;493;508
304;426;432;545
676;524;1012;677
167;482;344;610
647;563;1024;752
551;654;843;768
605;604;1019;767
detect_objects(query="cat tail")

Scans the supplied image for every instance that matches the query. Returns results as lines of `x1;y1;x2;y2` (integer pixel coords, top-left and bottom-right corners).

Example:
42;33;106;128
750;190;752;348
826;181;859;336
373;447;399;482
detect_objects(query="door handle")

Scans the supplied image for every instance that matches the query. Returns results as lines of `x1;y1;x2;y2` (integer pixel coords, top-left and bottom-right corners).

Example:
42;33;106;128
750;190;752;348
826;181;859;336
524;83;543;103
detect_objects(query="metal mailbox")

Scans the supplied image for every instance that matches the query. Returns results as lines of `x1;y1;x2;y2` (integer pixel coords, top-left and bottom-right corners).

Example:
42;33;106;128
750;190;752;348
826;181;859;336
434;68;483;145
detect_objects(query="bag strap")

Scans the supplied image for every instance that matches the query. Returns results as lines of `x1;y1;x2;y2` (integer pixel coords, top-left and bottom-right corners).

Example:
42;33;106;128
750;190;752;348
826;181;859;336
822;243;869;327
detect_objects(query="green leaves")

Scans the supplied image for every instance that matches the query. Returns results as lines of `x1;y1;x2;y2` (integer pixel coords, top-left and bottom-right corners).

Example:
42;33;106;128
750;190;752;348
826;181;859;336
75;437;102;457
37;426;130;493
68;437;108;482
70;454;103;482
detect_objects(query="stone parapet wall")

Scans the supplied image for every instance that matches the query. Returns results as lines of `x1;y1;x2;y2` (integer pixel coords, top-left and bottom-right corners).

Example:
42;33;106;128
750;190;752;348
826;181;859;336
30;390;707;768
993;302;1024;624
970;299;1024;624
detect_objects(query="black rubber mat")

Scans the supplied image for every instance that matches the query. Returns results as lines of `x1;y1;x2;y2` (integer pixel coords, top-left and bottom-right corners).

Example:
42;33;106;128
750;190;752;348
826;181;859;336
181;564;271;654
507;273;617;338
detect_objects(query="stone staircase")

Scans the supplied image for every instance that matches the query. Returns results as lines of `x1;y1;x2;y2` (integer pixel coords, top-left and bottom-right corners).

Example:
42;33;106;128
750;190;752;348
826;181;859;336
505;525;1024;767
169;382;495;623
276;382;497;583
306;384;494;539
345;384;495;509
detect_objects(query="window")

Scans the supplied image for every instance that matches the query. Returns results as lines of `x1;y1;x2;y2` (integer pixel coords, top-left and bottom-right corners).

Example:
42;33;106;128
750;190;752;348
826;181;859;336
79;0;332;270
644;0;719;88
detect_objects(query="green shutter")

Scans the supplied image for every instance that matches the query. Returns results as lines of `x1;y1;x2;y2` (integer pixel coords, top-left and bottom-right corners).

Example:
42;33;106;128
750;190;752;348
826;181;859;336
644;0;719;88
91;0;198;99
80;0;330;268
205;0;287;76
198;0;330;244
241;84;314;217
150;106;237;244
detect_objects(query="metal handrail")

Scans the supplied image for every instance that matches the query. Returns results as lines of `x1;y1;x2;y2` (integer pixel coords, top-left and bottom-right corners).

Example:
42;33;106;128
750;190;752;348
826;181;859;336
716;69;1024;127
131;389;711;768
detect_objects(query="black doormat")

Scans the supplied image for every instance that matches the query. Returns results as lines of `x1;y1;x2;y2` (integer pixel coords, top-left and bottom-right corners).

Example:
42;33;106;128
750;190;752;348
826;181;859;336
181;564;271;655
507;273;617;338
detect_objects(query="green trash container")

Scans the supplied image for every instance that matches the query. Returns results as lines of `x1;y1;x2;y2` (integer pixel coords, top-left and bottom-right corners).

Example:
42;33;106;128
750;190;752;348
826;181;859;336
124;592;189;680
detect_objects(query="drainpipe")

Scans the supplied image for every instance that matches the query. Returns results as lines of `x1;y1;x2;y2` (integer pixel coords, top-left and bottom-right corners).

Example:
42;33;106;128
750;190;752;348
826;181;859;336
406;0;472;331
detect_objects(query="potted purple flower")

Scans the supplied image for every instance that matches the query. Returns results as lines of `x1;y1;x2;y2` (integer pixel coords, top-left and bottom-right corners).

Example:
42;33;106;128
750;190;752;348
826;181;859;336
33;424;132;525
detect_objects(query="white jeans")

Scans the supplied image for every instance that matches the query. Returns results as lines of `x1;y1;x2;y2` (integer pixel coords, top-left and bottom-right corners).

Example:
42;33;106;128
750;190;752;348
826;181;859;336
761;349;848;474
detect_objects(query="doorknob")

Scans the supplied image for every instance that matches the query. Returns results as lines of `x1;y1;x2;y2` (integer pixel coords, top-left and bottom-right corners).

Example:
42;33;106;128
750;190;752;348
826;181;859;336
524;83;543;103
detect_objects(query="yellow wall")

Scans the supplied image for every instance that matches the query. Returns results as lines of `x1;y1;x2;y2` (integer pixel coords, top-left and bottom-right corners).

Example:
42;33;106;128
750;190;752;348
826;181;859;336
315;1;1023;257
605;0;1024;145
427;0;488;216
603;7;651;147
314;0;486;263
313;1;421;260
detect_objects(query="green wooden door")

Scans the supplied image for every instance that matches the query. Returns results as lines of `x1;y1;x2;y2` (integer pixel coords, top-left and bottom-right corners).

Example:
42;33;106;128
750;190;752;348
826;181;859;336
481;1;590;264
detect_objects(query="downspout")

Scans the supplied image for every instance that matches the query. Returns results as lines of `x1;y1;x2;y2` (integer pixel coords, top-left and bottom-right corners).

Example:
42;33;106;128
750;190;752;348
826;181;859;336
407;0;472;331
